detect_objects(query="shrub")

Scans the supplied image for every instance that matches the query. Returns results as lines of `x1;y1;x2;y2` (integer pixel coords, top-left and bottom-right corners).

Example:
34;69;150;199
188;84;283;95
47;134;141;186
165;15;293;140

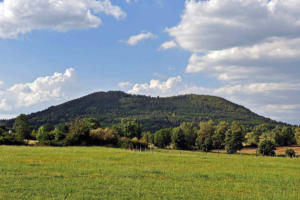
285;149;296;158
0;133;24;145
258;140;276;156
90;128;117;145
119;137;134;149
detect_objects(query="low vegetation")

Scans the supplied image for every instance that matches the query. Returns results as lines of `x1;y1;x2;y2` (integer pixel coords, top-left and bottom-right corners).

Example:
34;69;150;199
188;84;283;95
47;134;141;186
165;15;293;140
1;114;299;157
0;146;299;199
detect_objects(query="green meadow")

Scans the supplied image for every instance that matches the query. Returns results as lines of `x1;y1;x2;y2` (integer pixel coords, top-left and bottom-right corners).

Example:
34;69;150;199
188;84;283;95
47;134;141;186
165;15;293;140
0;146;299;200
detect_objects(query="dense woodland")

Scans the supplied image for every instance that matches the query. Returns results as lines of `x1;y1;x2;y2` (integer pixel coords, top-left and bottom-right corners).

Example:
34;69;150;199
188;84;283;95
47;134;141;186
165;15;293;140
1;91;284;132
1;114;299;157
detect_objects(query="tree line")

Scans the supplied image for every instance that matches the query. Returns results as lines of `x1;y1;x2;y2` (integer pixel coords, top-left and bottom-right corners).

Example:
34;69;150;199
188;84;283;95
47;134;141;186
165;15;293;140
1;114;299;156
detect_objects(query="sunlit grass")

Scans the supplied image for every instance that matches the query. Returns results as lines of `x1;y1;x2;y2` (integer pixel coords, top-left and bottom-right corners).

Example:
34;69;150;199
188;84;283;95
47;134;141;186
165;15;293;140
0;146;299;199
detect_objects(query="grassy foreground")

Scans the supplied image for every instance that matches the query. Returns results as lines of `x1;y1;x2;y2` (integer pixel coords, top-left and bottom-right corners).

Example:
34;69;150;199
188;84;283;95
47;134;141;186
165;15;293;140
0;146;299;200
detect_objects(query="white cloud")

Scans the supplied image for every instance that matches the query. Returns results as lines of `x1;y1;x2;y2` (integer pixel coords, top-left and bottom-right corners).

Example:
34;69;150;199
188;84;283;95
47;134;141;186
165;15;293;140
159;0;300;124
118;81;133;88
0;68;81;116
128;76;182;96
159;40;177;50
0;0;126;39
126;75;300;124
122;31;156;46
166;0;300;52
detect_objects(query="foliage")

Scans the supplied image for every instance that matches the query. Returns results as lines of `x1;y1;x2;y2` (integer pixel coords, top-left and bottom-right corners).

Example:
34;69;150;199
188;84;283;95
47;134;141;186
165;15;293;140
0;132;23;145
196;120;214;152
154;128;172;148
4;91;282;132
118;137;147;149
65;118;90;145
54;123;69;141
142;131;153;146
225;121;244;154
180;122;198;150
114;118;142;139
258;140;276;156
285;149;296;158
13;114;31;140
274;126;295;146
90;128;117;145
82;118;101;130
36;126;50;142
212;121;228;149
172;127;185;150
295;128;300;145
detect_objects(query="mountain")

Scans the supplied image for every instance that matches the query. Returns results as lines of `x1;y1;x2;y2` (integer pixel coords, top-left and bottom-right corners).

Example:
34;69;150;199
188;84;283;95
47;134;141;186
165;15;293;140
3;91;282;132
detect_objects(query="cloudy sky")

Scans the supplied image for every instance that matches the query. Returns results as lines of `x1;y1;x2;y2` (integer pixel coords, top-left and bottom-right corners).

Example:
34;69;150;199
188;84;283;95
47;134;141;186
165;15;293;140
0;0;299;125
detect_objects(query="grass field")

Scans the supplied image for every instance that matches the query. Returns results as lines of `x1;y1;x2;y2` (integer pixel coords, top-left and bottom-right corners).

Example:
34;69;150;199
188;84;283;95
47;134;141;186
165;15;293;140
0;146;299;200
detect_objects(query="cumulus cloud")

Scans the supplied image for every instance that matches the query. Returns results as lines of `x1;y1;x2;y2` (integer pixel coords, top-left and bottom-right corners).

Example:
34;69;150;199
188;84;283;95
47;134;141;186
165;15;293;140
0;0;126;39
122;31;156;46
160;0;300;124
166;0;300;52
126;75;300;124
159;40;177;50
128;76;182;96
0;68;81;118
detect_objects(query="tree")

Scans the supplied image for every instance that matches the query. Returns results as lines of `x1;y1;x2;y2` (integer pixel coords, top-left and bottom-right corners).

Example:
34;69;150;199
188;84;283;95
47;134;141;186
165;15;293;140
274;126;295;146
180;122;197;150
142;132;153;146
65;118;90;145
258;140;276;156
154;128;172;148
36;126;50;142
82;118;101;130
196;120;215;152
120;118;142;139
281;126;296;146
172;127;185;150
213;121;228;149
54;123;69;141
225;121;244;154
13;114;31;140
295;128;300;145
245;132;259;147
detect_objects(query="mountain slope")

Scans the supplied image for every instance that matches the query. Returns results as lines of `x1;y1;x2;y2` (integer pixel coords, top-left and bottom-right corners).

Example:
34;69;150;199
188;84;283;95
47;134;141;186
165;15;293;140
4;91;281;131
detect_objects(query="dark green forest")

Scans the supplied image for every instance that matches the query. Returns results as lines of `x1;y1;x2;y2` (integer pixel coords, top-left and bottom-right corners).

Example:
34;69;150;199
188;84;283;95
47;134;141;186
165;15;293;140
1;91;284;132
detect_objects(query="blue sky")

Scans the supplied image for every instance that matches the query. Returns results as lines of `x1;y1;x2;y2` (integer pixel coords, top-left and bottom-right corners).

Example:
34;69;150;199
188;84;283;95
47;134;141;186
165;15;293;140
0;0;300;124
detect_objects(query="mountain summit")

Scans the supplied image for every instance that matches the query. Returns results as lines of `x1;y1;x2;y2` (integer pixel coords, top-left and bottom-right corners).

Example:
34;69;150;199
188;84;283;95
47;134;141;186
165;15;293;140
4;91;280;131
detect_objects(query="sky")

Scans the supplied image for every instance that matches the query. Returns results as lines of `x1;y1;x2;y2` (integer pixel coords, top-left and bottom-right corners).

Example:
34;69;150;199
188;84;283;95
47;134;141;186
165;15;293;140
0;0;299;125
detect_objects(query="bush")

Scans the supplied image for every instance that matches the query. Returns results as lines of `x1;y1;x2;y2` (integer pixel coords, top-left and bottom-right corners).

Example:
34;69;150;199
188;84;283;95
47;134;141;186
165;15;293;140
285;149;296;158
118;137;148;150
90;128;117;145
258;140;276;156
0;133;24;145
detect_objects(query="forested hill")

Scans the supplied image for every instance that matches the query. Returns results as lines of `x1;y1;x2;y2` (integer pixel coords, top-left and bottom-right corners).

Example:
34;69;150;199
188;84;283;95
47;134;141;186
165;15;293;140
4;91;282;132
